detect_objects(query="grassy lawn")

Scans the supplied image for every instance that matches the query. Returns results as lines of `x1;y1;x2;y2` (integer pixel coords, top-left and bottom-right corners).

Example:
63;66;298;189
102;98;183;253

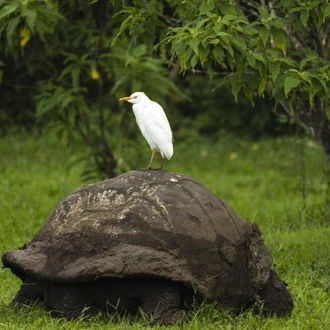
0;132;330;329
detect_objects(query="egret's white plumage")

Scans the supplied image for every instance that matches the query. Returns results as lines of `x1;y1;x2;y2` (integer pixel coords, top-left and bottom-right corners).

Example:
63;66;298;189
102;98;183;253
119;92;173;169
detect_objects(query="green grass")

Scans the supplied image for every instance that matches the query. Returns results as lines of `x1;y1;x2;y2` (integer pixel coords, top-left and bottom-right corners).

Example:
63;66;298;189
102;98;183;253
1;132;330;329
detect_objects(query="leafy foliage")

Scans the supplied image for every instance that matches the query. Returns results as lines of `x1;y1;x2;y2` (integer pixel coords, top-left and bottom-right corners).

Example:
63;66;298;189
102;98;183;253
116;0;330;164
159;1;330;109
0;0;179;178
1;0;330;177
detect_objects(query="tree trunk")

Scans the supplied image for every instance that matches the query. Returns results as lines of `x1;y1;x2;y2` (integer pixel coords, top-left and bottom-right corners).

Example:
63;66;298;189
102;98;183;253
300;101;330;165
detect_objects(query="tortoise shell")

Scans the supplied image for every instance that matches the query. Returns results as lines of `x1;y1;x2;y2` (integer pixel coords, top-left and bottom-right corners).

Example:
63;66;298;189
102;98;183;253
3;170;273;309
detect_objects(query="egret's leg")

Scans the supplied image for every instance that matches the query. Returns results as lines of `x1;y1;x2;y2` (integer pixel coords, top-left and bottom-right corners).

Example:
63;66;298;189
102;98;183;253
147;149;156;169
160;154;163;169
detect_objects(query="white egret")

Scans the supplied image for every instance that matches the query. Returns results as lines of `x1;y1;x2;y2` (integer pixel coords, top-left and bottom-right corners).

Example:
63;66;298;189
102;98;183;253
119;92;173;169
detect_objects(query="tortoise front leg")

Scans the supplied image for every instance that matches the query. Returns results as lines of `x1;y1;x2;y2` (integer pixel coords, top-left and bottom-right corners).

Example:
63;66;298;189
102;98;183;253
10;277;44;307
140;284;182;325
45;283;105;320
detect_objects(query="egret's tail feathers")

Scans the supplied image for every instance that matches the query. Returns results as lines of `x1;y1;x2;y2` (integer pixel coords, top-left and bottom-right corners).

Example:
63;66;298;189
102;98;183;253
160;143;173;160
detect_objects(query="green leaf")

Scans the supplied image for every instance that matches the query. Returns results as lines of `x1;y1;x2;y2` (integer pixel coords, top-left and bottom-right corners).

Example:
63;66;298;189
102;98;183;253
271;19;286;30
232;36;246;51
212;47;224;64
230;75;241;102
253;53;265;63
258;76;267;96
274;56;296;67
323;4;330;21
220;5;238;16
246;52;256;68
310;79;323;95
308;1;320;11
310;74;328;92
273;29;287;55
206;37;220;45
190;54;198;68
299;52;319;70
241;26;258;35
258;7;270;20
5;16;20;48
259;28;270;47
189;38;199;55
220;15;241;25
284;76;301;96
269;64;280;82
300;10;309;28
223;44;234;58
196;18;210;30
300;71;311;83
132;44;147;58
243;85;254;104
214;31;231;38
71;67;81;88
25;9;37;32
0;4;18;19
199;3;215;15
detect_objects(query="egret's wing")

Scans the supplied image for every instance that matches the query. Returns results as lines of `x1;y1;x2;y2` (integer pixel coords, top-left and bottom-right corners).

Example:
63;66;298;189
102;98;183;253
143;101;173;158
148;101;173;143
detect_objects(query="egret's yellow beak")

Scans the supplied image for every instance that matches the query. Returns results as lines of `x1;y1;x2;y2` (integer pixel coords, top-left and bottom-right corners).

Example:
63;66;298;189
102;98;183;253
119;96;131;101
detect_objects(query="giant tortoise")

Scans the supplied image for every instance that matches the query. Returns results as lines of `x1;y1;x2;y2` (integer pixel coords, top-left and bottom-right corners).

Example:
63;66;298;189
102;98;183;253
2;170;293;324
